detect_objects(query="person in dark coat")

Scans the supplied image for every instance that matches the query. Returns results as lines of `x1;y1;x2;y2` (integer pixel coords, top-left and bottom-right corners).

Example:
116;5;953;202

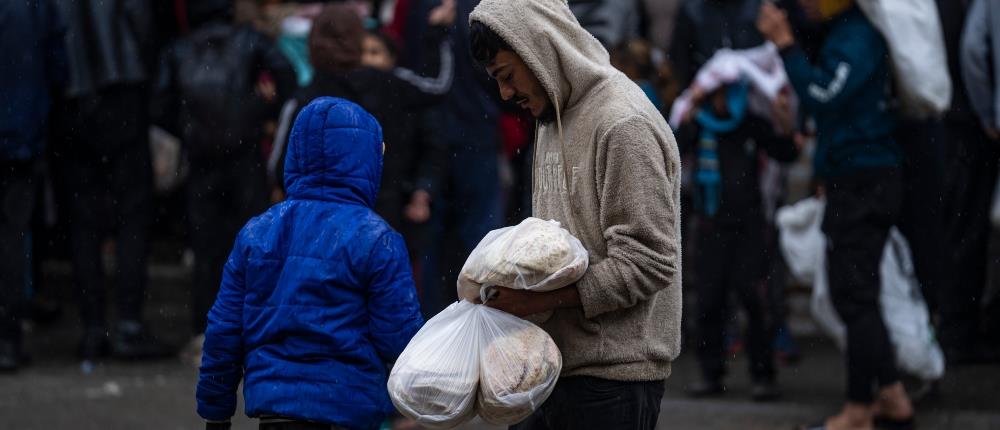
285;2;453;232
758;0;915;428
50;0;168;361
196;97;424;430
0;0;67;372
151;0;295;350
936;0;1000;364
678;83;798;401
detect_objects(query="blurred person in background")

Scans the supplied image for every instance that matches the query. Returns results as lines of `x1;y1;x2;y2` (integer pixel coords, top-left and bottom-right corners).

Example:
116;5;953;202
400;0;504;319
669;0;766;93
757;0;915;428
677;82;798;401
359;29;450;260
278;0;452;235
275;2;327;88
611;39;665;111
50;0;170;363
0;0;66;372
670;0;802;384
642;0;684;51
934;0;1000;364
568;0;642;48
151;0;295;364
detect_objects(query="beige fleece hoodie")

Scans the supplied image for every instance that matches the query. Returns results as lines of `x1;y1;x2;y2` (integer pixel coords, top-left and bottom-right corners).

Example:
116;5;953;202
470;0;682;382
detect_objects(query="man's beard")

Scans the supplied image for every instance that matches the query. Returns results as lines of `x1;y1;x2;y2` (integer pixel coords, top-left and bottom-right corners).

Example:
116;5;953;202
536;104;557;124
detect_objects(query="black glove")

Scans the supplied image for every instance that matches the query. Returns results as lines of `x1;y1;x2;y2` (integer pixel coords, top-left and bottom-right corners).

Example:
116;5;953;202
205;421;231;430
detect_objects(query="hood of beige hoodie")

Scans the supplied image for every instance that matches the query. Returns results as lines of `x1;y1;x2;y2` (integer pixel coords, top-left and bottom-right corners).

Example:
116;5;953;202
470;0;616;125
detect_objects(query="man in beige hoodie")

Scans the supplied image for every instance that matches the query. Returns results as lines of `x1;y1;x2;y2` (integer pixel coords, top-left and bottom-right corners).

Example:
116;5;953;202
468;0;682;428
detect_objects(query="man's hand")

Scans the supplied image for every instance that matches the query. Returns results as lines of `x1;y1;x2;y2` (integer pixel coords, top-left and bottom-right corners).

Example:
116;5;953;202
477;286;581;318
428;0;456;27
757;3;795;50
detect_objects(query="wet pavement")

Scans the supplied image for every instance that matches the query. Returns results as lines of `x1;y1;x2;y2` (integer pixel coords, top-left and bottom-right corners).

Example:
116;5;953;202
3;262;999;430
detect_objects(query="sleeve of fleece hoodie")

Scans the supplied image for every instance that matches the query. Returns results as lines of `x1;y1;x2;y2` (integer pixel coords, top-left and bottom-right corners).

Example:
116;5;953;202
576;115;681;319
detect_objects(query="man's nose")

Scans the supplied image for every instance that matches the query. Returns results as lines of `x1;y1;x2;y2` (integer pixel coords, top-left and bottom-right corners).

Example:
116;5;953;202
498;82;515;101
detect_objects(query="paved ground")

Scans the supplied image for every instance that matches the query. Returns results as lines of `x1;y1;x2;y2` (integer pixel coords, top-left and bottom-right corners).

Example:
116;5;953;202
3;264;999;430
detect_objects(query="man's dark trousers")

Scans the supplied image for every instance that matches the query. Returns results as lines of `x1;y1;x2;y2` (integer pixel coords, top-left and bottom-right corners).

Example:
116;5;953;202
510;376;664;430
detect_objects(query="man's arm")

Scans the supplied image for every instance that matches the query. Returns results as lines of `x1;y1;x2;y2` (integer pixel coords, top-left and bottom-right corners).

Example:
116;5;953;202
485;117;679;319
196;232;248;423
480;284;581;318
576;116;681;319
392;8;457;108
758;3;884;114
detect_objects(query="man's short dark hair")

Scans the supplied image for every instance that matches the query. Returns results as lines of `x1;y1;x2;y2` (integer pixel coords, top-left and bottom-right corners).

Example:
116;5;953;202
470;20;512;66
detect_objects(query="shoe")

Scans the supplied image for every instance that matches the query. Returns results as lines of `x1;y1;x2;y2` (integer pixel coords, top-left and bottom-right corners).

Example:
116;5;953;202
873;415;915;430
110;321;173;360
79;328;110;361
0;341;21;372
751;380;781;401
685;379;726;397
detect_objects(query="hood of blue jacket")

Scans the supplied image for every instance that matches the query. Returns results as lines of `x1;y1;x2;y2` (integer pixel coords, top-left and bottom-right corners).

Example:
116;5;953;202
284;97;383;207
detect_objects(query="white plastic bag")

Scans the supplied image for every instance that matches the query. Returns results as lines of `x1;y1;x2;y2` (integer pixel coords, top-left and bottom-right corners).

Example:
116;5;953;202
388;301;562;428
810;228;946;381
387;301;481;429
477;325;561;425
457;217;588;302
857;0;952;118
777;198;945;380
776;197;826;285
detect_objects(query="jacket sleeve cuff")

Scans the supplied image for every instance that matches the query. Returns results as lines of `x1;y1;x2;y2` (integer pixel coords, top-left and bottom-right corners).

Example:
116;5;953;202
197;402;235;423
575;260;624;319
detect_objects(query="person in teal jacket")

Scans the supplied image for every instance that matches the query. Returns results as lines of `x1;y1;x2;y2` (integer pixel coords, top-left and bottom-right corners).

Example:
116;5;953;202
757;1;915;429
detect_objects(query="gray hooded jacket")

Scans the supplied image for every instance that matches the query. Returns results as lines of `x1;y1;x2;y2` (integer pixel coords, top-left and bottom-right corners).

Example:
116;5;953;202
961;0;1000;130
471;0;682;382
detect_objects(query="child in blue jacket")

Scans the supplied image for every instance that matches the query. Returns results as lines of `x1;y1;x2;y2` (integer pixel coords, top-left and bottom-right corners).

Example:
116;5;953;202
196;97;424;430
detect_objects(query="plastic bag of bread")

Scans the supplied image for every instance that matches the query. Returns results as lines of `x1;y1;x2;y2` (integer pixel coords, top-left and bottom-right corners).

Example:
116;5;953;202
388;301;562;428
457;217;588;302
477;324;562;425
387;301;481;429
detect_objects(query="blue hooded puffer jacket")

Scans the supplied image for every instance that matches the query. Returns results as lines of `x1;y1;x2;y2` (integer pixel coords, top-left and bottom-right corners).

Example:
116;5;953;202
196;97;424;430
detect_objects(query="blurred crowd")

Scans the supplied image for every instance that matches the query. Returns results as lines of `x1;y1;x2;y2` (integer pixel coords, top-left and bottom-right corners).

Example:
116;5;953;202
1;0;999;415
